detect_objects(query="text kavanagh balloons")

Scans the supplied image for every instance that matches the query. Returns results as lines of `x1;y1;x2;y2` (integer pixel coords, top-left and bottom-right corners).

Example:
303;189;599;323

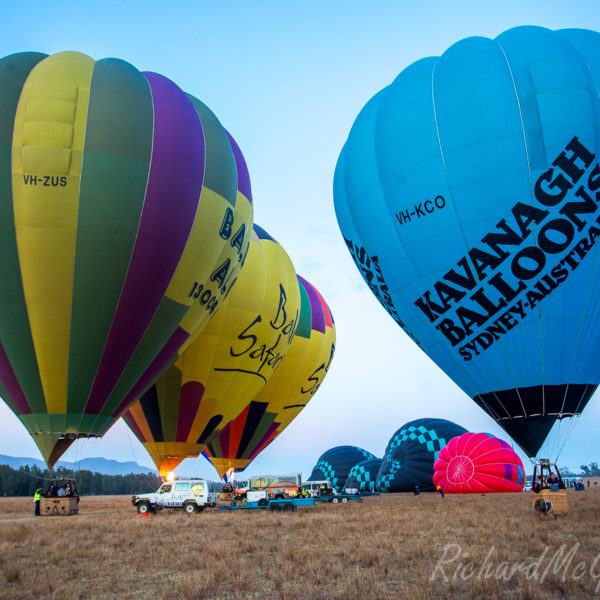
334;26;600;457
0;51;252;467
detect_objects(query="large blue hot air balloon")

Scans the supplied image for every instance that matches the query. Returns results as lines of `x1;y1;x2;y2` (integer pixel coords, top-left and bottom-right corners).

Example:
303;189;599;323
308;446;376;492
377;418;468;492
334;26;600;457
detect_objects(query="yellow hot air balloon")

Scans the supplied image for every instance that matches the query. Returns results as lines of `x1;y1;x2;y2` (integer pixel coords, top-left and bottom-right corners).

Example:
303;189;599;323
123;224;300;475
205;275;335;477
0;51;252;467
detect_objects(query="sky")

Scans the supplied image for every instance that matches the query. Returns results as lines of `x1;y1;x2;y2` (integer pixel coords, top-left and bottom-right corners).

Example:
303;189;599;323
1;0;600;480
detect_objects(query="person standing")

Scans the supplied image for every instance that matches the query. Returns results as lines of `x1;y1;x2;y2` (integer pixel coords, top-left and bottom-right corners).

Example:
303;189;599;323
436;484;445;499
34;488;42;516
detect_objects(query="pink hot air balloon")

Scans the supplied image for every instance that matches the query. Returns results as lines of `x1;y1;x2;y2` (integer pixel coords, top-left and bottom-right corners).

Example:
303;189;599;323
433;433;525;493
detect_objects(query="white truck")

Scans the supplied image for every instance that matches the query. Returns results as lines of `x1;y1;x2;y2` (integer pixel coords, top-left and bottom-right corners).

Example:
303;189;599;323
301;480;336;498
132;479;217;514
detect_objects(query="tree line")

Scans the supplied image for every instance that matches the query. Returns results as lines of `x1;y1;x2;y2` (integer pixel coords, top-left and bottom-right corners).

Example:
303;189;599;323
559;463;600;477
0;463;162;497
579;462;600;477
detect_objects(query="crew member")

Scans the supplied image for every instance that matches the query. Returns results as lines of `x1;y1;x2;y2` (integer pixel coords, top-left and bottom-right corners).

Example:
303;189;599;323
34;488;42;516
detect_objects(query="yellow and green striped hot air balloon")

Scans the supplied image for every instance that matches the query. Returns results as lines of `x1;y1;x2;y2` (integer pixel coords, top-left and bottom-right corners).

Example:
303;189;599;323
0;51;253;467
205;275;336;478
122;224;300;475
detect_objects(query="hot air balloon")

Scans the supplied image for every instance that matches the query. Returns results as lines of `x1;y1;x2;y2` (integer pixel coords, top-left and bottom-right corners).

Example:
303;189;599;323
433;432;525;493
334;26;600;458
344;458;382;493
377;418;467;492
204;274;335;478
123;224;300;475
308;446;376;492
0;51;252;467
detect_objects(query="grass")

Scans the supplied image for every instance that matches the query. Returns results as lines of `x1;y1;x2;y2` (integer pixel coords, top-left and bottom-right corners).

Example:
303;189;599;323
1;489;599;599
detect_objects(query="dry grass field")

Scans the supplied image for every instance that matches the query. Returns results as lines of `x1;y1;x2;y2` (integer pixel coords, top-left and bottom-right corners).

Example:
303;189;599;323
1;489;599;599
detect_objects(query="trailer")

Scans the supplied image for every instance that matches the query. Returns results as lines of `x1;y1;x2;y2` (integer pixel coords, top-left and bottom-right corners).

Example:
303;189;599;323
302;480;363;503
315;493;363;504
232;473;303;500
218;490;316;512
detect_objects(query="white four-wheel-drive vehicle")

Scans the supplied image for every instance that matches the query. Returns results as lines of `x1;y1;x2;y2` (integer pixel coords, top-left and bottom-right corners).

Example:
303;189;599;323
132;479;217;514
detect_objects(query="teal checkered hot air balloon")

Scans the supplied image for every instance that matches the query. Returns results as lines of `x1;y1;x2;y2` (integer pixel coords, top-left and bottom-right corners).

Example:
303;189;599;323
308;446;376;492
377;418;467;492
344;458;382;493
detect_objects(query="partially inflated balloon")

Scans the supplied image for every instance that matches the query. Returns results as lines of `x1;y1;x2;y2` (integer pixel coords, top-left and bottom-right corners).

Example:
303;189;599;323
204;275;335;477
308;446;376;492
433;432;525;493
335;27;600;457
377;418;467;492
0;51;252;467
123;224;300;475
344;458;382;493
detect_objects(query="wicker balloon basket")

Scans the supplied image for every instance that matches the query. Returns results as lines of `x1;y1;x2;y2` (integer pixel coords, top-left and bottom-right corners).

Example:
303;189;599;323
533;489;568;519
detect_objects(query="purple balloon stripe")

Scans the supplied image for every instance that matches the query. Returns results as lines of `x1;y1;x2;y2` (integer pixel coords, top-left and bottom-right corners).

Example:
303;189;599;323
86;73;205;415
0;341;30;414
297;275;326;333
111;326;190;419
504;463;514;481
123;409;147;443
226;131;252;203
176;380;205;443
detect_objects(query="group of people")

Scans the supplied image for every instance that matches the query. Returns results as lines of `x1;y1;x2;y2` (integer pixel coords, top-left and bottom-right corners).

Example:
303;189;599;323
47;482;75;497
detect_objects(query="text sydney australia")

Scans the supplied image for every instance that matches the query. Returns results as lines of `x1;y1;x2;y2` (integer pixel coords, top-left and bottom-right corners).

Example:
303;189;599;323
414;136;600;361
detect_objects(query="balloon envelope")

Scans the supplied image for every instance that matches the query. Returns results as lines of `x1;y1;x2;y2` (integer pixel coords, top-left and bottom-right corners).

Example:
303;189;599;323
204;274;335;478
433;432;525;493
308;446;376;492
123;224;300;475
377;418;467;492
334;26;600;457
0;51;250;467
344;458;382;493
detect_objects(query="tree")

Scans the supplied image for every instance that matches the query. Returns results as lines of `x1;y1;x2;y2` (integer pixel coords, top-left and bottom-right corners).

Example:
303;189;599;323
0;463;162;496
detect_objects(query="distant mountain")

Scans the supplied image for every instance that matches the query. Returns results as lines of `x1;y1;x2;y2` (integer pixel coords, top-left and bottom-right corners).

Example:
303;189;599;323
0;454;156;476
